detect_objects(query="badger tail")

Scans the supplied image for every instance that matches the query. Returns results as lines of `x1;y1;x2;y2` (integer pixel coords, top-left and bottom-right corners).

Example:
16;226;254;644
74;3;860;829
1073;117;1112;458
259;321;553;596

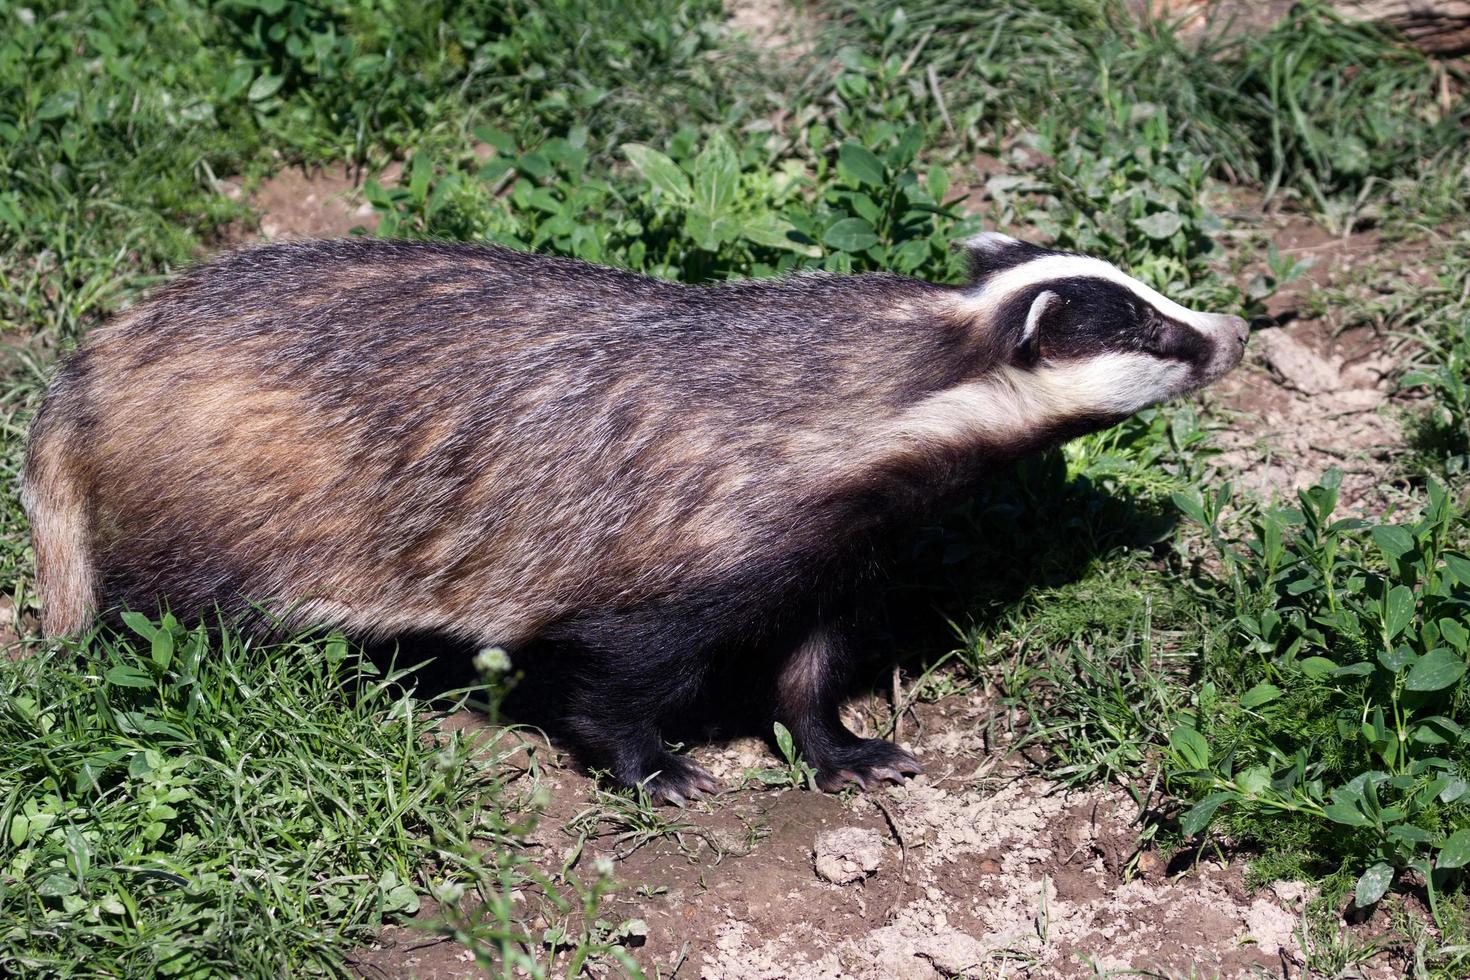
21;417;96;636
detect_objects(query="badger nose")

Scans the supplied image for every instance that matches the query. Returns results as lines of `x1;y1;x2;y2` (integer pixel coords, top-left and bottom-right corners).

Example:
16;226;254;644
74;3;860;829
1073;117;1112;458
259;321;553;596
1218;314;1250;345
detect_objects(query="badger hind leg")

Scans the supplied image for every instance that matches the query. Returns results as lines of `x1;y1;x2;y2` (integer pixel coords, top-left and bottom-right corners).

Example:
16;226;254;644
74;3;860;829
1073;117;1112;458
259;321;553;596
549;610;720;805
777;617;923;792
21;421;97;636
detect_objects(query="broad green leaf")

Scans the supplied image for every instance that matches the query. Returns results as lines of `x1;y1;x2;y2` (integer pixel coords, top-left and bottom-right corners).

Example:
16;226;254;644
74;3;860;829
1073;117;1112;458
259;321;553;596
1440;829;1470;869
516;151;551;180
382;883;419;915
472;126;516;154
740;214;820;256
1443;553;1470;587
1169;725;1209;770
684;210;738;251
1299;656;1338;679
1323;801;1371;826
1133;210;1183;240
1377;646;1415;673
151;630;174;671
122;611;158;640
1404;648;1466;692
247;73;284;103
1181;792;1235;836
37;874;77;898
1330;662;1375;678
1412;722;1447;745
1354;862;1394;908
1235;765;1271;797
822;217;879;253
1240;683;1281;710
1371;524;1415;563
692;134;739;217
621;144;691;202
837;143;886;187
1171;490;1206;525
409;153;432;201
773;722;796;760
1388;825;1435;845
104;665;154;689
1441;618;1469;653
925;164;949;203
1382;585;1415;641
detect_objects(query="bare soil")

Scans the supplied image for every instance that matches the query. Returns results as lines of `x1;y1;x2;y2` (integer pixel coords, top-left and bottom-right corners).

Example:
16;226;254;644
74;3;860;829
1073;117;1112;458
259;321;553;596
225;161;400;242
1209;213;1431;513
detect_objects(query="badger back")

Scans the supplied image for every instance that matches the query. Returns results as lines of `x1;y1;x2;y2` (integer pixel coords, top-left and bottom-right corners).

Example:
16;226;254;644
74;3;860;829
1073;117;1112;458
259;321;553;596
25;240;984;640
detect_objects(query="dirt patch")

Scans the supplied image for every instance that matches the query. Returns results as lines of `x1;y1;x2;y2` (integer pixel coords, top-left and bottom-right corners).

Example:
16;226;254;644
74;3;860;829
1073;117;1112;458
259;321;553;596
223;163;400;242
1207;213;1429;511
351;689;1360;978
631;696;1304;979
353;922;490;980
726;0;816;56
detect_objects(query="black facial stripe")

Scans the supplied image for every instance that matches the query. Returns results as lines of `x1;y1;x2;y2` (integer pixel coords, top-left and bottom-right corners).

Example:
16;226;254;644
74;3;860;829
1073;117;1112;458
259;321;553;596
1152;315;1212;366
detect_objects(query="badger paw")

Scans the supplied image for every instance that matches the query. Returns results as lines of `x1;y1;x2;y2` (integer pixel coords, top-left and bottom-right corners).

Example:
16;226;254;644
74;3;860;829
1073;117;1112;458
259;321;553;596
636;753;720;807
815;739;923;793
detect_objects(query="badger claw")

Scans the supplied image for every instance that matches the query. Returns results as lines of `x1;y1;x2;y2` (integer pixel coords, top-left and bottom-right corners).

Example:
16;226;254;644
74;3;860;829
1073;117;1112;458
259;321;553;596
814;739;923;794
637;754;720;806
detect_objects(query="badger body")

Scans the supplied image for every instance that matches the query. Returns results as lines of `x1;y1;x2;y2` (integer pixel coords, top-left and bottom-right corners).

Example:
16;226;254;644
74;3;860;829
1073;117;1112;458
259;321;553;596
24;236;1247;800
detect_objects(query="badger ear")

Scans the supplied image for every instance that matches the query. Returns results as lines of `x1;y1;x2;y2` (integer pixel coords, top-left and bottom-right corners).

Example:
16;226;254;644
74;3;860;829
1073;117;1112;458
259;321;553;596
960;232;1050;282
1017;289;1060;362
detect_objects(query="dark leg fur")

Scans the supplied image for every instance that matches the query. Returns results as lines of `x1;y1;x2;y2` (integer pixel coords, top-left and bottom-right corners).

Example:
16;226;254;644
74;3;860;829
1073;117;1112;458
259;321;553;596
549;609;720;806
776;615;922;792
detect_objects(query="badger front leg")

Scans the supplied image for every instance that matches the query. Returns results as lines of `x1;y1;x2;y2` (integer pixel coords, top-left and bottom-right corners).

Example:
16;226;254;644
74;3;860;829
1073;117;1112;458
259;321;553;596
776;617;923;792
552;611;720;806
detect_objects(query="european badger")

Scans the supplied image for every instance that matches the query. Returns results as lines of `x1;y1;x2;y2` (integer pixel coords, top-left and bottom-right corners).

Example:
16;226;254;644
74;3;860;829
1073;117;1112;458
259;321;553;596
23;235;1247;802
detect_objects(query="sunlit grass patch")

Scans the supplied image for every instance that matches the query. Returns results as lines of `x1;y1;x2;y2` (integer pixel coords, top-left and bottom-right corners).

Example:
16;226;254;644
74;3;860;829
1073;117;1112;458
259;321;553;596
0;619;529;976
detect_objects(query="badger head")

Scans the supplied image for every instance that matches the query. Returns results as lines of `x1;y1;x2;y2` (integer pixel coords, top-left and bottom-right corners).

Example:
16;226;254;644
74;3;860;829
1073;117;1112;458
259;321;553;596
893;234;1248;455
964;231;1245;420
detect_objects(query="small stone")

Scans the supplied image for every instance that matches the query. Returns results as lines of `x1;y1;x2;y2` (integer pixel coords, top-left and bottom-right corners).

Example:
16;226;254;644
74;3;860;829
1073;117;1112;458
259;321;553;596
1136;850;1164;877
1271;879;1310;905
1255;330;1341;395
814;826;884;884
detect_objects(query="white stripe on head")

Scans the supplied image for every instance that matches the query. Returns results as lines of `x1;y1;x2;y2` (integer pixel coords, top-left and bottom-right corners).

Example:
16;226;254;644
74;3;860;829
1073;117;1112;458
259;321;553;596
962;253;1220;331
964;231;1021;254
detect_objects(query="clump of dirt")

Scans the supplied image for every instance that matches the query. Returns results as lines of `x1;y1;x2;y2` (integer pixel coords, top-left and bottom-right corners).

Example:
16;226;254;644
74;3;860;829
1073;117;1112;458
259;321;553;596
814;827;886;884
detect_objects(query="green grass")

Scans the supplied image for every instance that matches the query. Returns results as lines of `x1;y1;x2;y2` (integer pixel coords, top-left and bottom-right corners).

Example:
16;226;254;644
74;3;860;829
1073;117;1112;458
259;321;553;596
4;0;1470;973
0;618;527;975
813;0;1468;224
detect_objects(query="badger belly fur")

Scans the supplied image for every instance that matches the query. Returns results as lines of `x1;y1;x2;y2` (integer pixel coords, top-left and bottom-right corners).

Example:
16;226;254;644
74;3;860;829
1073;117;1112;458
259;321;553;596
22;237;1247;801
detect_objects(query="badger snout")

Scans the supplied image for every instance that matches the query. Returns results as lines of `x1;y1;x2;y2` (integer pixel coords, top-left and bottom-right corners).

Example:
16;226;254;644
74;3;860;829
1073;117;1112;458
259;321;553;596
1197;312;1249;383
1222;314;1250;345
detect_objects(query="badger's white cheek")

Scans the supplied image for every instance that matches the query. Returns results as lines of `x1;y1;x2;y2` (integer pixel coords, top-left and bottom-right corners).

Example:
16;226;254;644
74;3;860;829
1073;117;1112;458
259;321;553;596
1035;354;1191;417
